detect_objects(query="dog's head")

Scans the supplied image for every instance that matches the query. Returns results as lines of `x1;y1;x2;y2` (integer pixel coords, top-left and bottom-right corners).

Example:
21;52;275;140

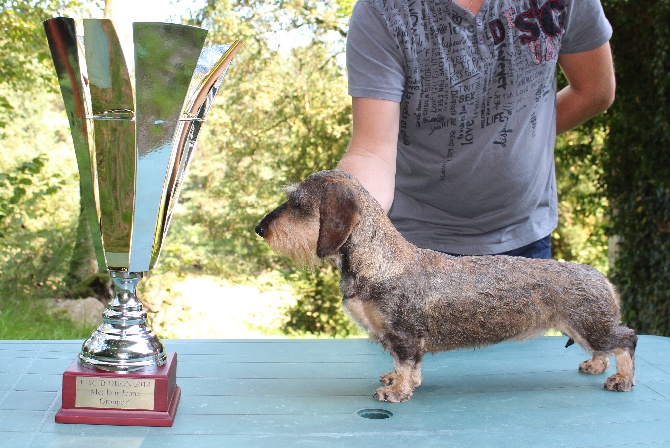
255;170;362;265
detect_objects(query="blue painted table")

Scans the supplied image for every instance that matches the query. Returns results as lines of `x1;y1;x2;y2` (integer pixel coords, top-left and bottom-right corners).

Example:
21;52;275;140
1;336;669;447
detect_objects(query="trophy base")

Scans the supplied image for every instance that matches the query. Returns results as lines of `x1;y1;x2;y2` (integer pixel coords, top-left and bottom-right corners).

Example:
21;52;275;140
56;352;180;427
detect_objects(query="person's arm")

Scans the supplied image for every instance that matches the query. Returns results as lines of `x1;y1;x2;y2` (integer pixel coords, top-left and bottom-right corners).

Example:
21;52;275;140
337;97;400;213
556;41;616;134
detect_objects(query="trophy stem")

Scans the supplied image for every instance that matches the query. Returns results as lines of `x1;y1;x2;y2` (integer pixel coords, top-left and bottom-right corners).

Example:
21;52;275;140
79;270;167;372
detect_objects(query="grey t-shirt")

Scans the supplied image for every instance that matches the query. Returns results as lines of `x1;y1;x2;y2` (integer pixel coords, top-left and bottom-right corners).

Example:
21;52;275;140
347;0;612;254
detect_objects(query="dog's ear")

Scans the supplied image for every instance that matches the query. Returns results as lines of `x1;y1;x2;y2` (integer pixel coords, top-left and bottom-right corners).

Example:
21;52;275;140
316;182;361;258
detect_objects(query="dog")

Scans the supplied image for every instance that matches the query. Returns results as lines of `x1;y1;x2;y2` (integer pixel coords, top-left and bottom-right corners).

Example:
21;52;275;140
255;170;637;402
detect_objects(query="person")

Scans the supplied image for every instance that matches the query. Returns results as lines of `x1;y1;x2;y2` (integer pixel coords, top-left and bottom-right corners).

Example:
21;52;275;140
337;0;615;259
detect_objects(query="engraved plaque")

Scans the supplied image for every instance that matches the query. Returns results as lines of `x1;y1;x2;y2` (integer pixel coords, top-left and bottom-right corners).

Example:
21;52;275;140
57;353;180;426
75;377;156;410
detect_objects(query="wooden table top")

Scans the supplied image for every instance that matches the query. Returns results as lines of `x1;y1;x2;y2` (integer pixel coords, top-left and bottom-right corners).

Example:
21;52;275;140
1;336;669;447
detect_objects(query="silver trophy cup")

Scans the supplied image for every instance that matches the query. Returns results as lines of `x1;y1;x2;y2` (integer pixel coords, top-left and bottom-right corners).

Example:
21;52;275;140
44;18;241;372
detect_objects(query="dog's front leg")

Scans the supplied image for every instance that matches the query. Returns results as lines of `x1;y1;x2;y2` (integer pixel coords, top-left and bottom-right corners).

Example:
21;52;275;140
380;359;423;386
376;359;423;403
375;334;424;402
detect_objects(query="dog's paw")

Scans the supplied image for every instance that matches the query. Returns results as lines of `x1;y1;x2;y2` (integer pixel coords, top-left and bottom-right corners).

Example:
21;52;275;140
374;385;413;403
380;371;396;386
604;373;633;392
579;357;610;375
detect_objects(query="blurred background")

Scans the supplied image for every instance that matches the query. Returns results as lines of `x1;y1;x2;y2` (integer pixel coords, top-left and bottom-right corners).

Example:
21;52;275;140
0;0;668;340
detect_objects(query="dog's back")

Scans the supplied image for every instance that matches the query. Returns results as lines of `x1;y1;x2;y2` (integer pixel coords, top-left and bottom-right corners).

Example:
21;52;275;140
400;252;621;352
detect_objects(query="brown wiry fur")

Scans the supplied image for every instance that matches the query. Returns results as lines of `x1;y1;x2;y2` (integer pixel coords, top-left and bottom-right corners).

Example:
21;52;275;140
255;170;637;402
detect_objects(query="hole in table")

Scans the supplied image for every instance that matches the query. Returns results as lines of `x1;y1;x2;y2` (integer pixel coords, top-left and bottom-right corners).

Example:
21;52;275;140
357;408;393;419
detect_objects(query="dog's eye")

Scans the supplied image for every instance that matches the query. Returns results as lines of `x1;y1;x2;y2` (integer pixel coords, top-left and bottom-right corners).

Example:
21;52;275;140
290;195;306;210
288;193;312;215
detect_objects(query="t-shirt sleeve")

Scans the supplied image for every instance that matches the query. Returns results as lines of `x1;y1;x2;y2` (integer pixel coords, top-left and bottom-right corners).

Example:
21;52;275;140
346;0;406;101
560;0;612;54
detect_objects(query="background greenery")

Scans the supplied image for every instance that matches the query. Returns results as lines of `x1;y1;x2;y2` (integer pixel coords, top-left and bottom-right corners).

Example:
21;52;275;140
600;0;670;335
0;0;667;339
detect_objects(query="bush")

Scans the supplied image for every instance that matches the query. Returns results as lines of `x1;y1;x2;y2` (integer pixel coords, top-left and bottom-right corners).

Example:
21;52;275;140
280;265;361;337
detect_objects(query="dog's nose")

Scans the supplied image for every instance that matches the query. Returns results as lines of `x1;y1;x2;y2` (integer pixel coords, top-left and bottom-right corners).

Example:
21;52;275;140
255;222;267;238
256;204;285;238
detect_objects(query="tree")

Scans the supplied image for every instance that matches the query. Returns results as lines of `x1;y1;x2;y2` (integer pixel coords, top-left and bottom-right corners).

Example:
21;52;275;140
601;0;670;335
0;1;90;127
162;0;355;335
177;0;350;274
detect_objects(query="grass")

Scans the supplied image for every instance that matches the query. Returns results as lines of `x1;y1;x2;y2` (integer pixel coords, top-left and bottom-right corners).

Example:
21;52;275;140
0;243;97;340
0;297;96;340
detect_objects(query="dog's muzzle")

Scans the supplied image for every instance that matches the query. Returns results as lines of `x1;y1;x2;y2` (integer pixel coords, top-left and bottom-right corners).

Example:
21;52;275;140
256;203;287;238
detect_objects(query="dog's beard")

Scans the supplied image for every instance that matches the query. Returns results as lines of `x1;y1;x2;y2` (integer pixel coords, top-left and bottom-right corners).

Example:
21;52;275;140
264;218;320;268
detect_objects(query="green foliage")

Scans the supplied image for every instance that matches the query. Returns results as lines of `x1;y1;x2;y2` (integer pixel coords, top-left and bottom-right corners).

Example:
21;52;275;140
281;265;361;337
0;0;94;127
205;0;350;39
0;87;82;339
601;0;670;335
0;155;66;236
551;61;610;273
553;128;609;273
155;0;355;336
175;9;350;262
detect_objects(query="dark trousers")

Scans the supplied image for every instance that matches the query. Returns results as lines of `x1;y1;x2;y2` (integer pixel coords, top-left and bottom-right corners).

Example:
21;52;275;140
446;235;552;259
497;234;552;259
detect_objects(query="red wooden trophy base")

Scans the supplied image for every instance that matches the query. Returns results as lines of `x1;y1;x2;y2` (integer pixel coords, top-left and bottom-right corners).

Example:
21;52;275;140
56;352;180;427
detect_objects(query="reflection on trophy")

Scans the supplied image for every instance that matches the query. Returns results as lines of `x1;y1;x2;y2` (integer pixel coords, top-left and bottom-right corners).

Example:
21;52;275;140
44;17;241;426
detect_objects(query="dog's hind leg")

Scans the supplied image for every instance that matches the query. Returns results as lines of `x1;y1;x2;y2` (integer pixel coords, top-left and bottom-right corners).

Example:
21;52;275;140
579;353;610;374
575;326;637;391
558;325;612;374
603;326;637;392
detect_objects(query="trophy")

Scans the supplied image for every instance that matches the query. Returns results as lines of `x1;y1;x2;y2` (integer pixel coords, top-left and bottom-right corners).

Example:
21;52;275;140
44;17;241;426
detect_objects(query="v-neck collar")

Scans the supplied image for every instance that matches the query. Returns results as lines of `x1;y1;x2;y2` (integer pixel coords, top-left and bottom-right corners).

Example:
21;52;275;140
448;0;489;19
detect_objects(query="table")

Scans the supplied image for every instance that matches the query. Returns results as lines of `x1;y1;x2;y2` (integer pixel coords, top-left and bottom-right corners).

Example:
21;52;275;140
1;336;669;447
